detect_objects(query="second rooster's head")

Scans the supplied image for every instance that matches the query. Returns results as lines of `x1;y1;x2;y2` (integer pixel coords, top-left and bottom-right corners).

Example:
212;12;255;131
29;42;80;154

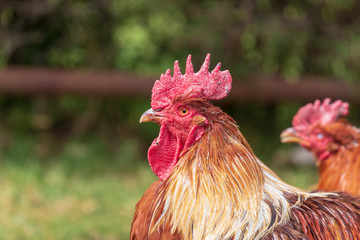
140;54;232;181
281;98;349;162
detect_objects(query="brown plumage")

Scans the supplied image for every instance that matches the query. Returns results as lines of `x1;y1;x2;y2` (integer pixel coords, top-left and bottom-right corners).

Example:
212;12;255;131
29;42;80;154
281;99;360;195
130;181;181;240
131;56;360;239
317;120;360;194
265;193;360;240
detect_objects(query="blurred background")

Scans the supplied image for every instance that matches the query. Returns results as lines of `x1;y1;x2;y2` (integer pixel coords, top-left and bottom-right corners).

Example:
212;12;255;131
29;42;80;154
0;0;360;239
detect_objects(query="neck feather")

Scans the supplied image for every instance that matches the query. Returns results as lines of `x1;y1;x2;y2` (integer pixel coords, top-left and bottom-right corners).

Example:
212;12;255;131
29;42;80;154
150;113;323;240
318;146;360;195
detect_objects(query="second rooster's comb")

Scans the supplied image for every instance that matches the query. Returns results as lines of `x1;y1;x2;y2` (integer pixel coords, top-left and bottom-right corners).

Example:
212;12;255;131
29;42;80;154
151;54;232;110
292;98;349;130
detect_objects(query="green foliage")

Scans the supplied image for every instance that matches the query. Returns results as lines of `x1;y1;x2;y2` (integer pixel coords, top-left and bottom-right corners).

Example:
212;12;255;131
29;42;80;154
114;21;157;69
1;0;360;81
48;47;85;68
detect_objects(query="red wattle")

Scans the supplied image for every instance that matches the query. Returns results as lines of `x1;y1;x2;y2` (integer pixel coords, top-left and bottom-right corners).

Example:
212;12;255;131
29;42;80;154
147;124;205;181
148;125;183;181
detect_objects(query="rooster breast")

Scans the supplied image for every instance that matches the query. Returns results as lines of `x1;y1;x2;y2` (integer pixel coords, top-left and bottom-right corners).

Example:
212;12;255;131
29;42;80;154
130;180;182;240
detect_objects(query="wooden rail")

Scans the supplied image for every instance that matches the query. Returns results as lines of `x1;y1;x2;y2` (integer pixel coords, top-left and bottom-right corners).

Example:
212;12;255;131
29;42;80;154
0;67;358;102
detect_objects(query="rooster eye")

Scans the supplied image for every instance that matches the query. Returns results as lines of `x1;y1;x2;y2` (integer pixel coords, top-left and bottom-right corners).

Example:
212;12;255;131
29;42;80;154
178;107;189;116
317;133;324;139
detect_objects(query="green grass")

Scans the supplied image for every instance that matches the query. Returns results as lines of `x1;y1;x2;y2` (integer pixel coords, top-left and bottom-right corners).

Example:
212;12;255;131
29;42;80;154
0;132;318;240
0;162;157;240
0;134;157;240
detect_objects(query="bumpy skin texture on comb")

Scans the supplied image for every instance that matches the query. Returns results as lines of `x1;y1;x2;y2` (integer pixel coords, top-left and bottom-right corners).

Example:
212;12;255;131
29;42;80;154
151;54;232;110
292;98;349;131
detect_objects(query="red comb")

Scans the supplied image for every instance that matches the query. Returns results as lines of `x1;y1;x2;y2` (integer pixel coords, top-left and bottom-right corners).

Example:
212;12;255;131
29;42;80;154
292;98;349;130
151;54;232;110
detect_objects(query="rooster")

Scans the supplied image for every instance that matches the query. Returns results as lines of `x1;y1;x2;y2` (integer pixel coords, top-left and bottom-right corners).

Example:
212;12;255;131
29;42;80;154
131;54;360;240
281;99;360;195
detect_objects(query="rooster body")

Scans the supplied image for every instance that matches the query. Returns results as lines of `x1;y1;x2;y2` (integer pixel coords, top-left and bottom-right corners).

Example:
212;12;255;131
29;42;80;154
281;99;360;195
132;181;360;239
131;55;360;240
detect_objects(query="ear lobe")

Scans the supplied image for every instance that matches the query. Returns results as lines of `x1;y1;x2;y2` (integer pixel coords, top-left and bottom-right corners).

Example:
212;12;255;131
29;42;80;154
328;142;339;152
192;115;208;125
180;124;205;158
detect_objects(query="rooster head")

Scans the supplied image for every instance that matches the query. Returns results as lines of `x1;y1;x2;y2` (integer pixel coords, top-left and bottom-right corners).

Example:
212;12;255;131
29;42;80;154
140;54;232;181
281;98;349;162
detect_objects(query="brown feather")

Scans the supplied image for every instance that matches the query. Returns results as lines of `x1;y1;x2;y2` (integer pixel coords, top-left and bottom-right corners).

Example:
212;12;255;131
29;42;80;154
130;180;181;239
267;192;360;240
317;120;360;195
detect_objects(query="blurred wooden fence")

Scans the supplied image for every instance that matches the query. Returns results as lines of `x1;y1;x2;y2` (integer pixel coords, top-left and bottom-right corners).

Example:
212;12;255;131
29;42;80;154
0;67;359;102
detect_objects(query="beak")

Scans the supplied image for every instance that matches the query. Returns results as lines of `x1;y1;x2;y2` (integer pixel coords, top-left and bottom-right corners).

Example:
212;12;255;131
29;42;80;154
280;127;302;143
139;108;164;123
